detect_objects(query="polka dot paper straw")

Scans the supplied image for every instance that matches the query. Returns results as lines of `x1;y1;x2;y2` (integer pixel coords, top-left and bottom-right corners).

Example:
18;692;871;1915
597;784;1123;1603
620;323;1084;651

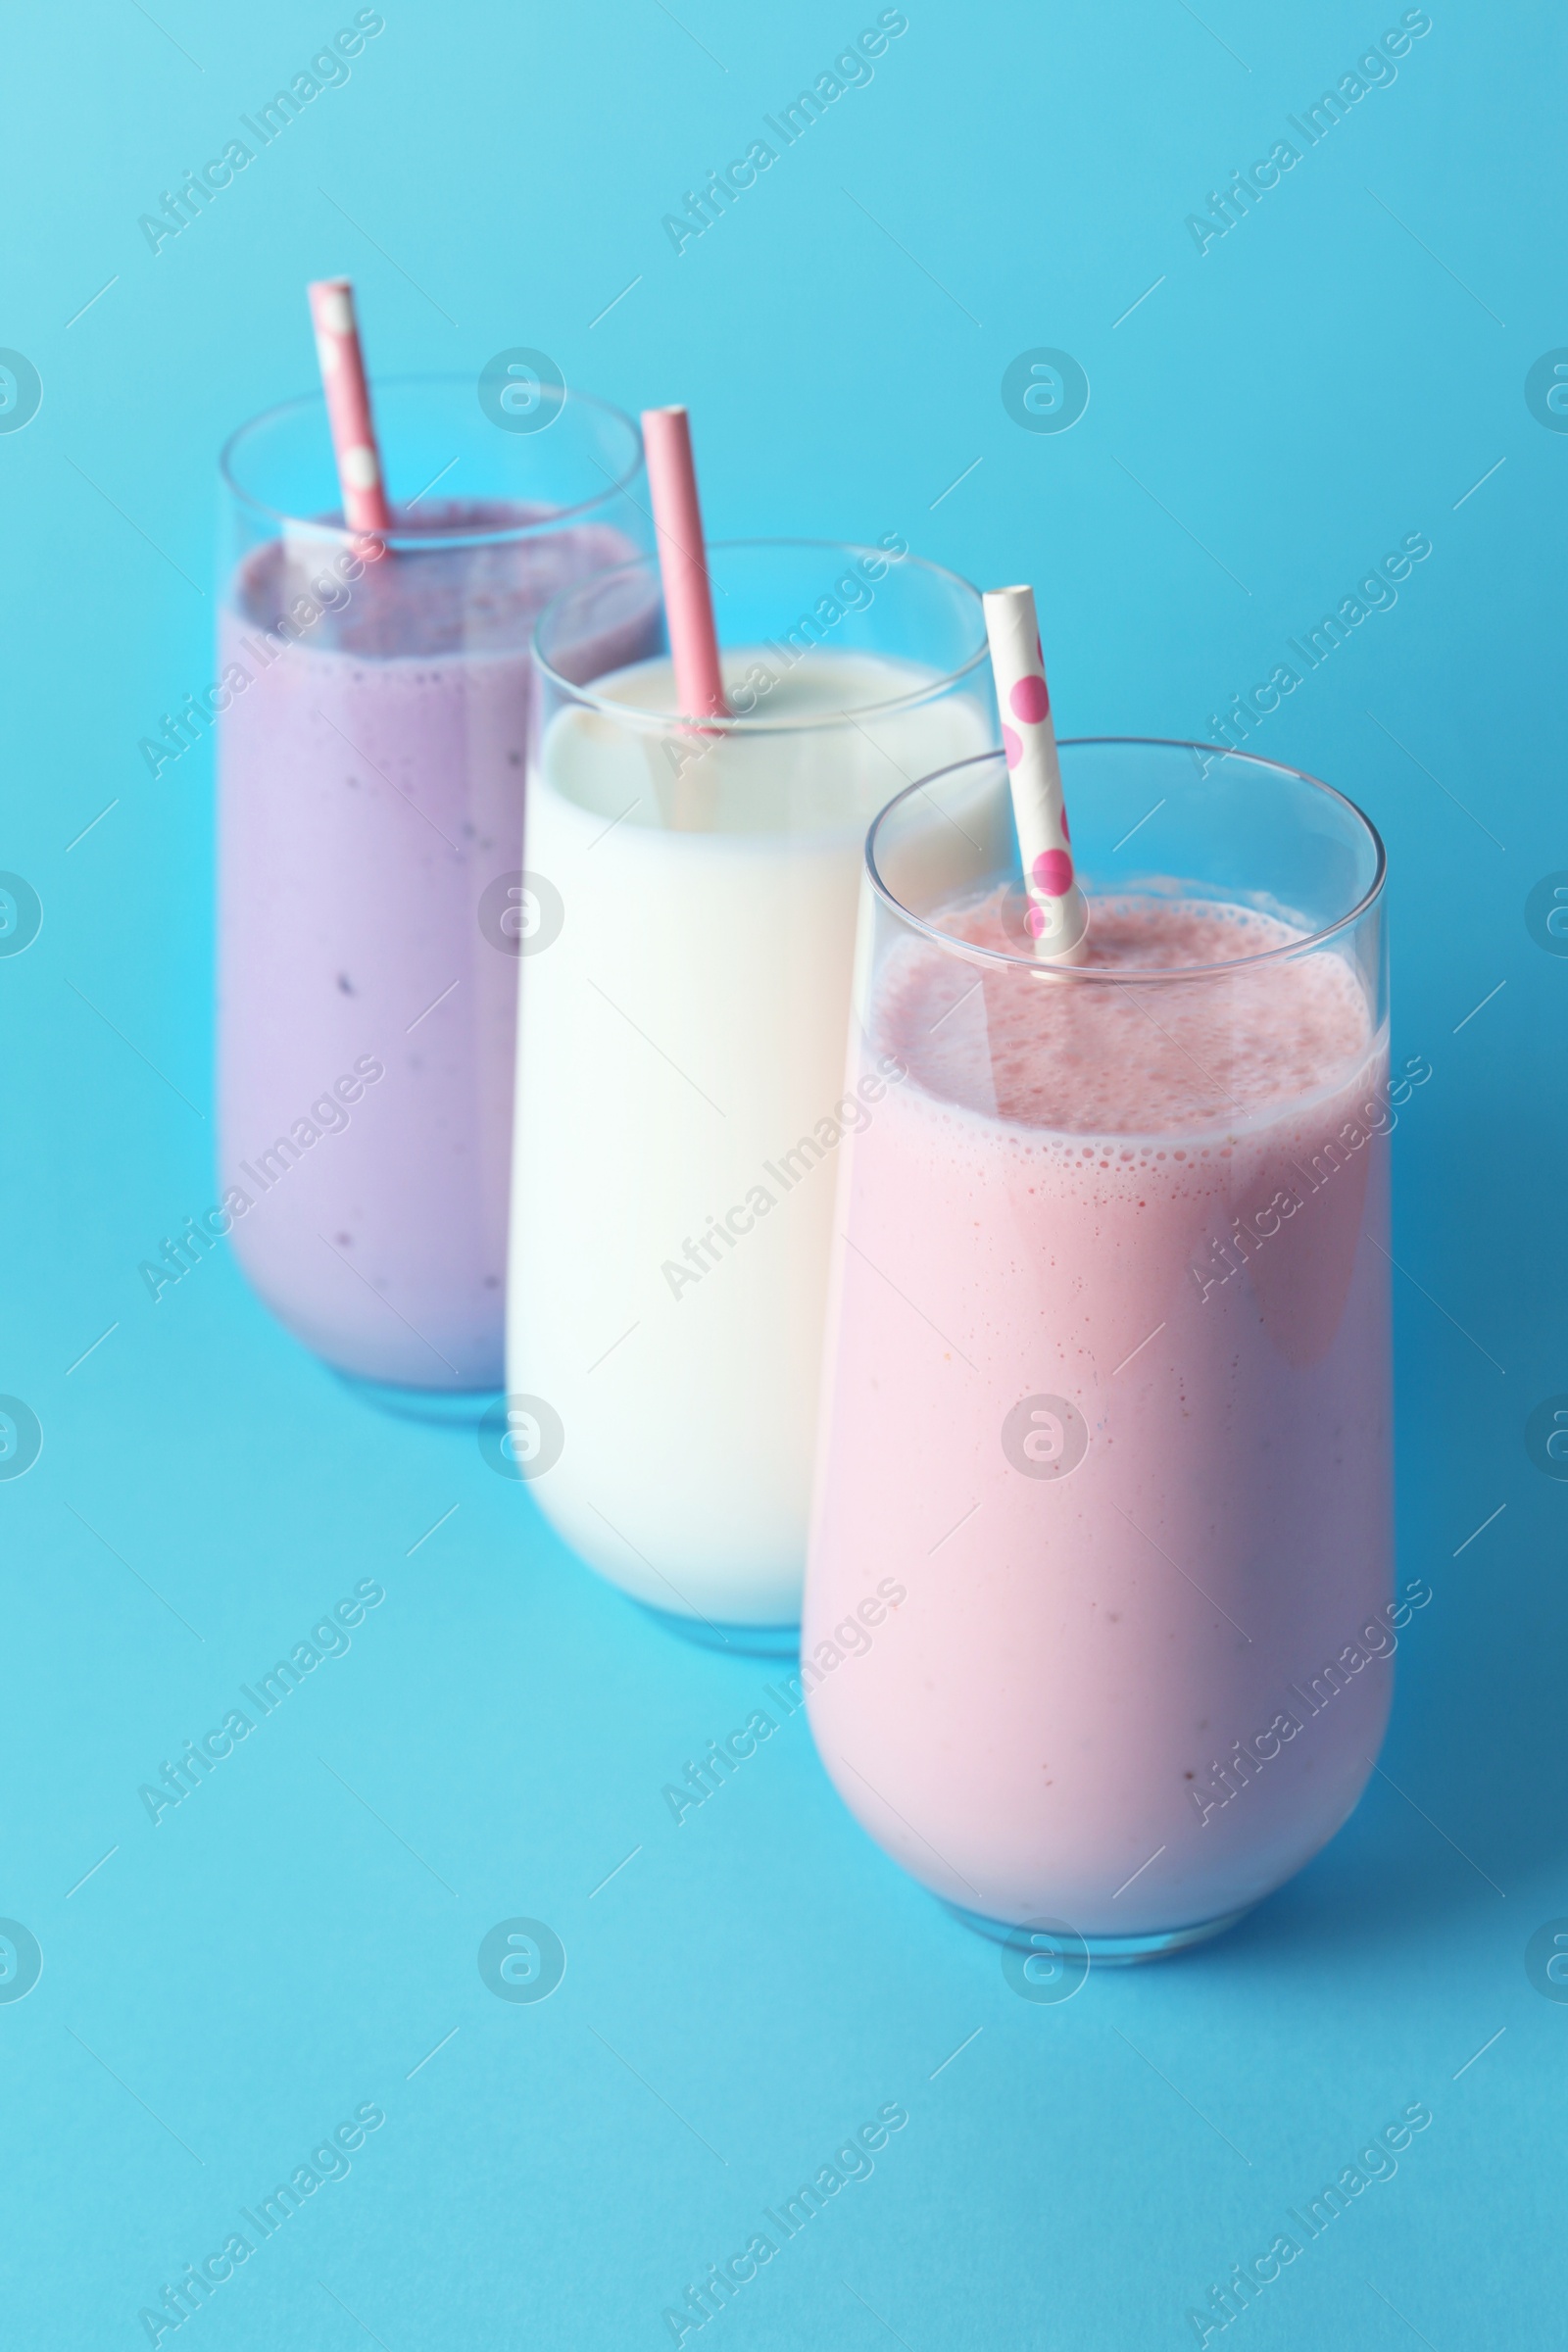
982;584;1089;963
308;277;392;549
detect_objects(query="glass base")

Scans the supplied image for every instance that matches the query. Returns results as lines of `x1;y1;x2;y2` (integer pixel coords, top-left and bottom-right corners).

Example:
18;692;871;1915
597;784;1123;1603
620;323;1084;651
332;1373;501;1429
946;1898;1254;1965
634;1600;800;1661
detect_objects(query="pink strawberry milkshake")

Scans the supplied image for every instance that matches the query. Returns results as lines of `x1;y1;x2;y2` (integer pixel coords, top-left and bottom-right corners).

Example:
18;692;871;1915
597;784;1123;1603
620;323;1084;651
804;891;1395;1944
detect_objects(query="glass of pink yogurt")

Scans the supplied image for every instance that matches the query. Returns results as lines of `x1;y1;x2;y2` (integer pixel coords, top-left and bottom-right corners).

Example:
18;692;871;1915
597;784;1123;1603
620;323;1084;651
214;378;654;1412
804;740;1394;1961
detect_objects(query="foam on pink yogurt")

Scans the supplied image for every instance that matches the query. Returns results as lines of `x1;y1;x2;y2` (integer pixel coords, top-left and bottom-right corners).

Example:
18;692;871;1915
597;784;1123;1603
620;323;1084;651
803;889;1394;1939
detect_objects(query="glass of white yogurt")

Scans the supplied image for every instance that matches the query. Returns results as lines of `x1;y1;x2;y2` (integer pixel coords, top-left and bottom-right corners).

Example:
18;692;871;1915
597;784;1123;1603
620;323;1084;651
505;539;995;1650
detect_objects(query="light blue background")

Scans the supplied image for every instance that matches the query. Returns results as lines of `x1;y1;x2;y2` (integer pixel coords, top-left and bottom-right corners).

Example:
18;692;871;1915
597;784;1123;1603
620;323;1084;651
2;2;1563;2345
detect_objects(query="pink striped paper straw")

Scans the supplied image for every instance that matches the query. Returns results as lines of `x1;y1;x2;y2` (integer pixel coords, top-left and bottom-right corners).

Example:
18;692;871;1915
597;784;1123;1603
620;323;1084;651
983;584;1089;964
308;277;392;547
641;406;728;721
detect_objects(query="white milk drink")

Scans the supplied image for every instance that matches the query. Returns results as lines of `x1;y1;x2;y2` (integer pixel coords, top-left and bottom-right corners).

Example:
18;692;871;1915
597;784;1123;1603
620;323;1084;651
508;644;993;1631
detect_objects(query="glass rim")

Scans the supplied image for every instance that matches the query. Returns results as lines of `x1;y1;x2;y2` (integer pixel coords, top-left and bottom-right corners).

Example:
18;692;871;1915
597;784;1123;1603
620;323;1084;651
218;373;645;550
865;740;1388;984
531;537;991;730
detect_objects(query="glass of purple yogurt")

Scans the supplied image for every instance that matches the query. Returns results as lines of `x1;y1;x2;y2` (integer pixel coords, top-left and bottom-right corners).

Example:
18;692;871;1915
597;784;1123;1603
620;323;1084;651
216;375;655;1413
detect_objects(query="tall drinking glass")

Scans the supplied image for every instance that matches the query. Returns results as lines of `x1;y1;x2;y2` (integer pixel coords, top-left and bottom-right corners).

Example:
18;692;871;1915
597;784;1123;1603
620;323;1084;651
507;540;997;1644
804;742;1396;1958
216;377;652;1411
